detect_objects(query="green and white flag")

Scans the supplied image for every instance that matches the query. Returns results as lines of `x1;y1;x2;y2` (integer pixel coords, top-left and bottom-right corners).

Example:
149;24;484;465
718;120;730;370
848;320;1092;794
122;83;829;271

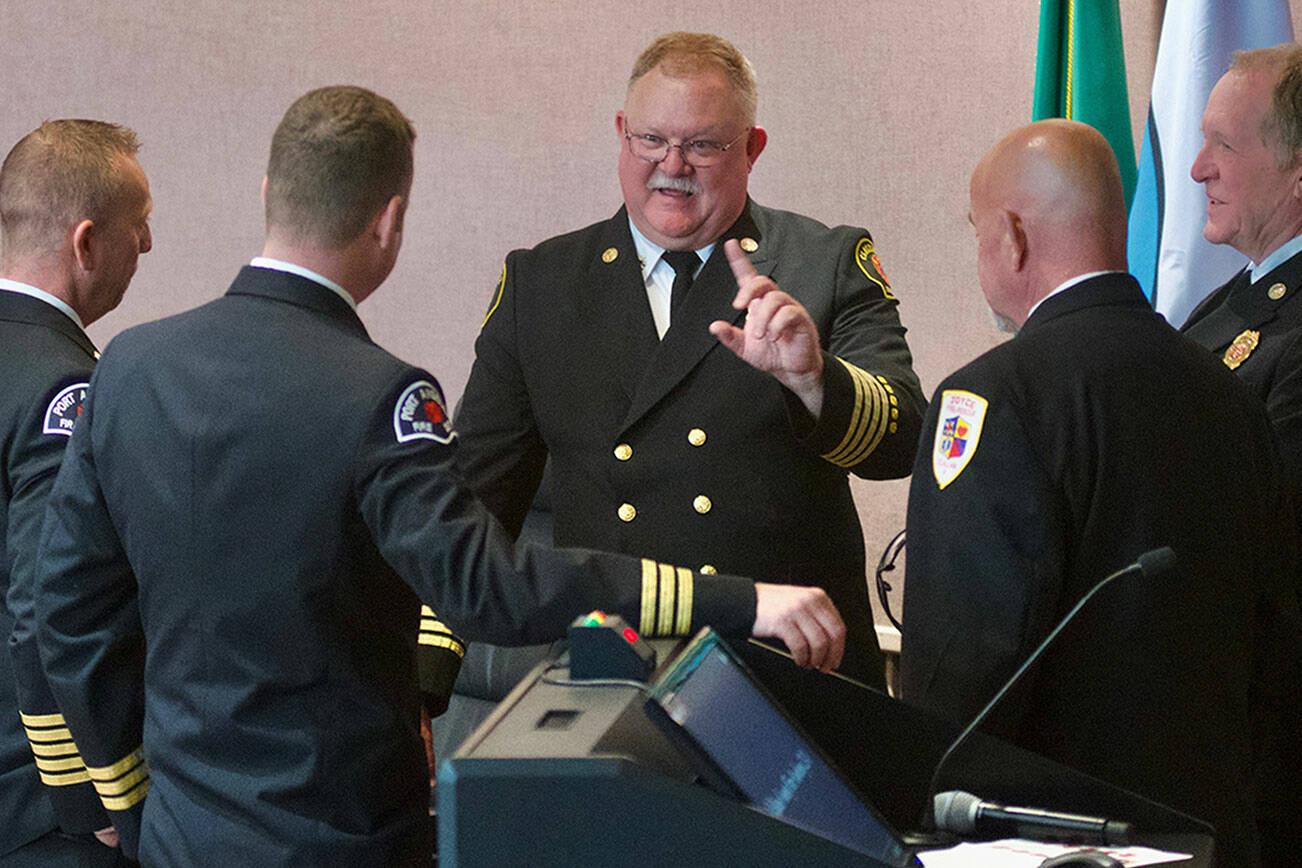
1032;0;1137;207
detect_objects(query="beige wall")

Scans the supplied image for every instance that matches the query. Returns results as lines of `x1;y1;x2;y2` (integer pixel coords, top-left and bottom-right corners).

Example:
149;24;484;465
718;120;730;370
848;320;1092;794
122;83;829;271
3;1;1299;626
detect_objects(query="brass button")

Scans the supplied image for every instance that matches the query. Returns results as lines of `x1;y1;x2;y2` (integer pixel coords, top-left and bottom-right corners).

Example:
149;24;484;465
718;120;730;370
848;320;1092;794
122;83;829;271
693;495;712;514
618;503;636;522
687;428;706;447
1268;282;1287;300
614;443;632;461
739;237;758;253
602;247;619;263
700;564;717;575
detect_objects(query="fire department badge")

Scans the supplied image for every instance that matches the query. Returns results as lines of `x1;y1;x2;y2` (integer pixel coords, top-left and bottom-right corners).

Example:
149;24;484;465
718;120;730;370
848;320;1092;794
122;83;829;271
932;389;988;489
1222;330;1259;371
393;380;455;444
854;237;894;299
42;382;89;437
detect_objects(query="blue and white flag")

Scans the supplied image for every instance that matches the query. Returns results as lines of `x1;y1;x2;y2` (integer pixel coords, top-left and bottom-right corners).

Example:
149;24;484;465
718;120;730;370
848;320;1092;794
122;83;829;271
1127;0;1294;327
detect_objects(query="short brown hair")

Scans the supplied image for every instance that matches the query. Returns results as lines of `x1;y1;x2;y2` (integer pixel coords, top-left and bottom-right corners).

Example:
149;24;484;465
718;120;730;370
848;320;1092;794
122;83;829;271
628;32;758;125
0;119;140;261
265;86;415;246
1230;42;1302;166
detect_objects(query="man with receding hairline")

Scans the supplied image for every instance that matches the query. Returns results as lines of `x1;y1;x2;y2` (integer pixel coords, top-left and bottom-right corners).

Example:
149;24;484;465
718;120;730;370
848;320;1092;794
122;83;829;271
902;119;1299;865
30;85;845;867
0;118;149;866
1183;44;1302;533
456;32;925;695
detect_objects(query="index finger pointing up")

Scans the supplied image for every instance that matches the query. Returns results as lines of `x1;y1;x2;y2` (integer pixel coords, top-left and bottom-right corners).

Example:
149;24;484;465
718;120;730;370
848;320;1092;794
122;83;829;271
725;238;759;284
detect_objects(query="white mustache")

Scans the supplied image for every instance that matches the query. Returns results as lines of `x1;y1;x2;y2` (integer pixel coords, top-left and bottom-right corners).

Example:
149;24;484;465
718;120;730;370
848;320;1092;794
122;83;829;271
648;172;700;195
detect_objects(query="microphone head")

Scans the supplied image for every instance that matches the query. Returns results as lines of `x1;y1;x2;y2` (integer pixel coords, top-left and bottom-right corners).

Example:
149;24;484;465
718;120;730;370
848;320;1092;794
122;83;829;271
933;790;981;834
1136;547;1176;578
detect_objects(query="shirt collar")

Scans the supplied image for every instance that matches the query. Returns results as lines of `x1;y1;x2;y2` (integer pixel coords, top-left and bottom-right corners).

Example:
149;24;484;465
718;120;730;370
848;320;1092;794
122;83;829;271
1250;233;1302;284
626;218;714;280
0;277;85;329
1025;271;1116;321
249;257;357;311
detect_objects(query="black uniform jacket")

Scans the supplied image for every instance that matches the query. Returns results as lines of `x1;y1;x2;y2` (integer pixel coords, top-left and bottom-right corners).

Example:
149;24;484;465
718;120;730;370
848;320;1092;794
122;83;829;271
1182;250;1302;536
456;200;926;684
0;291;110;854
902;274;1300;865
31;267;755;866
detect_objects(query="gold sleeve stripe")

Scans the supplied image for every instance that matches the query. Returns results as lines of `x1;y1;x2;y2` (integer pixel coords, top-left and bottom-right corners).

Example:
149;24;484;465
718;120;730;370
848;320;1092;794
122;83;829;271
656;563;676;635
90;763;149;798
86;746;146;783
640;559;658;635
419;634;466;656
420;605;436;617
38;768;92;787
35;754;88;773
100;779;150;812
23;726;73;743
822;359;894;467
31;741;80;758
482;263;508;328
419;618;456;633
674;567;694;635
19;711;66;727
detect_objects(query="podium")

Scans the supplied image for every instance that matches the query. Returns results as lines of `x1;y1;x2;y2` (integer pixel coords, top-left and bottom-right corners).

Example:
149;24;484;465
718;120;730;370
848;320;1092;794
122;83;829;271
437;637;1213;867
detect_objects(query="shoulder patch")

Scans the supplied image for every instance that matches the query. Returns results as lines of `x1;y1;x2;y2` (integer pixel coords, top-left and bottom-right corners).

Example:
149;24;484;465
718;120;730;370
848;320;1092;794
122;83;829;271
43;382;90;437
932;389;987;489
854;237;894;299
393;380;455;444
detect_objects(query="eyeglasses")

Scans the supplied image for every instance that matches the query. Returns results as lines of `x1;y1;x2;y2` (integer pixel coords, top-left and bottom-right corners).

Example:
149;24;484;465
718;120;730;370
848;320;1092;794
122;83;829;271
623;127;750;167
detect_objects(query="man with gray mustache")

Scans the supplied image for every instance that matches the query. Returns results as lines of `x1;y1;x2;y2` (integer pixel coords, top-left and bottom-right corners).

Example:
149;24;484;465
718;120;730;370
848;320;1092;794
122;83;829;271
453;31;925;711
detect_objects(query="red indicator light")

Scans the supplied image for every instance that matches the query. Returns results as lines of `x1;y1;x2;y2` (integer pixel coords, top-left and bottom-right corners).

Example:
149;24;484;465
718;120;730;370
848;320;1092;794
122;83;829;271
623;628;639;644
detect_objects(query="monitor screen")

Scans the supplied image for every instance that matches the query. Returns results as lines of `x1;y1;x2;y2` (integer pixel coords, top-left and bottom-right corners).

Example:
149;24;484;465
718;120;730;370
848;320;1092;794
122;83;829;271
647;630;916;866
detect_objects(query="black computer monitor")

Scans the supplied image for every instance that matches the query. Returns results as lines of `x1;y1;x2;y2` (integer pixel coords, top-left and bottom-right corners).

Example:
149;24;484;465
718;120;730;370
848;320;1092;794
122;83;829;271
645;629;919;867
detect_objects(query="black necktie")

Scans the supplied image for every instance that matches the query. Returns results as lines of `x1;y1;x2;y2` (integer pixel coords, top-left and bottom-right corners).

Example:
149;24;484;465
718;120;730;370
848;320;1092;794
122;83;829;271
664;250;702;321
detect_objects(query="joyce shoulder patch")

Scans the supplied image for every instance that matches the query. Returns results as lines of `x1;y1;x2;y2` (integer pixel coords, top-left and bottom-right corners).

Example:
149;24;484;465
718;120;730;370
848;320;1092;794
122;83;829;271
932;389;987;489
43;382;89;437
393;380;454;444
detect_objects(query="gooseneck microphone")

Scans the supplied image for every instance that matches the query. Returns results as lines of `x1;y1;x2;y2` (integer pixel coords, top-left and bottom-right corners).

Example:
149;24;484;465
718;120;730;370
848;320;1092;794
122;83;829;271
918;547;1177;840
933;790;1132;846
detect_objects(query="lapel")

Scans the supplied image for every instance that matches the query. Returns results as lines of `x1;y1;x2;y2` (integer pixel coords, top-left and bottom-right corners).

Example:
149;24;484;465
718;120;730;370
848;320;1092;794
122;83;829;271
1183;252;1302;352
619;201;776;433
577;211;661;403
0;290;98;359
224;266;371;342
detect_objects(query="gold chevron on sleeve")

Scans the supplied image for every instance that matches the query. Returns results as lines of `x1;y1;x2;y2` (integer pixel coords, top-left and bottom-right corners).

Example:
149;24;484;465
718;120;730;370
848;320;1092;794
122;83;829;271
822;358;896;467
656;563;677;635
418;605;466;657
19;711;66;728
21;710;94;785
674;567;694;635
640;558;658;635
86;746;151;811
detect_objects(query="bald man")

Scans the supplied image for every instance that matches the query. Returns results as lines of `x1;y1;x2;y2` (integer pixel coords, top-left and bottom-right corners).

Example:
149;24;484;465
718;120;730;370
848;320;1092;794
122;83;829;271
901;120;1300;865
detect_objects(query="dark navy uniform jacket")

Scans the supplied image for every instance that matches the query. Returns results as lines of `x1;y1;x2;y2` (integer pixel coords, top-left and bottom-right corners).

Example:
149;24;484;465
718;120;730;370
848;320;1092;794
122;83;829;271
457;200;925;685
32;267;755;866
902;274;1301;866
1;289;111;855
1183;249;1302;547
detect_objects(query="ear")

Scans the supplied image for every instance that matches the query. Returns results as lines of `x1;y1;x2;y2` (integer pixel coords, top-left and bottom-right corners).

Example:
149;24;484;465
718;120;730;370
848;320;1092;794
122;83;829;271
615;111;627;138
375;195;406;252
261;176;269;207
1001;210;1028;272
71;219;96;272
745;126;767;167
